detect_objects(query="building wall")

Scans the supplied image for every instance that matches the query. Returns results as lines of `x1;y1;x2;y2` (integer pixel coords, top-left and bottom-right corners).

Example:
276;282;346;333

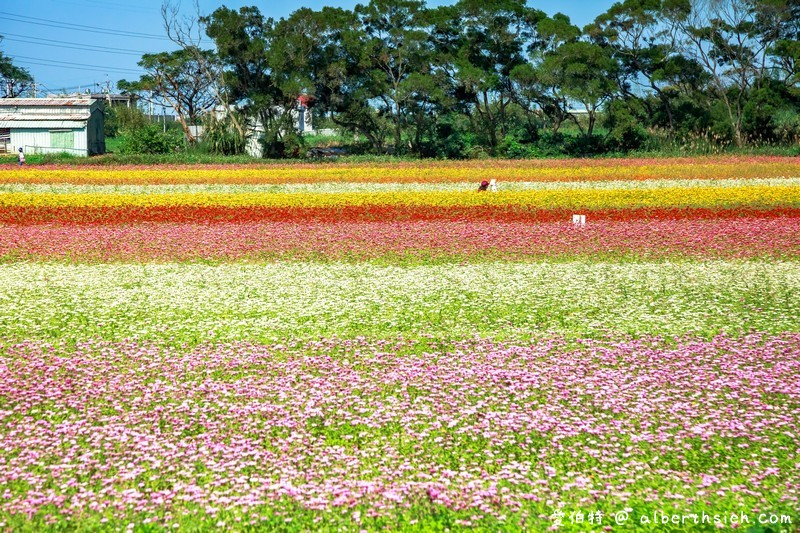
0;98;106;157
11;128;90;156
87;107;106;155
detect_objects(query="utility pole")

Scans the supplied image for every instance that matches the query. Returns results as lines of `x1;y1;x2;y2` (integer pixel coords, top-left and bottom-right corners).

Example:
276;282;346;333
32;81;37;98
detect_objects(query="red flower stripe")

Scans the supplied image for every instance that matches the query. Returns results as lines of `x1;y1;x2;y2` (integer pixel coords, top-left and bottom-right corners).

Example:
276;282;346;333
2;205;799;225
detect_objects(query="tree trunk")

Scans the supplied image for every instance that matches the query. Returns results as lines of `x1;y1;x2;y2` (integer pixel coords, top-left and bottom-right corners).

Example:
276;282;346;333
394;97;402;151
162;94;196;144
721;91;744;148
662;96;674;131
482;91;497;147
414;111;422;155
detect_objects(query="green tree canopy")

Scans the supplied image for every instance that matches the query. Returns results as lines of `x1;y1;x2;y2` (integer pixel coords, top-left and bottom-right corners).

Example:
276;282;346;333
118;47;218;144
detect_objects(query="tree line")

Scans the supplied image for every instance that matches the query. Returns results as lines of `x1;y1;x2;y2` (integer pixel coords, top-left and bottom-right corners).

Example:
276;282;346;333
0;38;33;99
115;0;800;157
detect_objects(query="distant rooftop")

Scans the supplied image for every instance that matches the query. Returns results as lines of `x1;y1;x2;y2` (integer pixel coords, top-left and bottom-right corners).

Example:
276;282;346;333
90;93;137;103
0;97;96;107
0;113;91;121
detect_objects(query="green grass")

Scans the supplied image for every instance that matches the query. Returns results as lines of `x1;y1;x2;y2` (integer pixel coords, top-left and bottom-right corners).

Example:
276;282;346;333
2;140;797;166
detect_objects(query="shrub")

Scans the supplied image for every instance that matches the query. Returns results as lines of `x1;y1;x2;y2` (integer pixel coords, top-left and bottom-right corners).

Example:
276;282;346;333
498;135;528;159
604;99;649;151
565;134;607;156
417;114;469;159
117;124;184;154
105;106;148;138
199;113;247;156
772;109;800;144
527;132;569;158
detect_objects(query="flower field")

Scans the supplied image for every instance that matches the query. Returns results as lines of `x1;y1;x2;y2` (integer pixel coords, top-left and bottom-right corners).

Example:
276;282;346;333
0;157;799;531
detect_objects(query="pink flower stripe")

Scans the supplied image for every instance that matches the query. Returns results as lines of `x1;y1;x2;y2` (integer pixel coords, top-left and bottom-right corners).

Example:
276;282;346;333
1;217;798;261
1;333;798;527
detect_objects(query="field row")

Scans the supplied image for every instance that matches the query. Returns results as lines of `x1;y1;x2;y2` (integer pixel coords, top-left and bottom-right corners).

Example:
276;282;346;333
1;261;798;344
3;177;798;193
2;184;797;209
1;333;797;530
1;218;798;261
6;206;800;226
4;156;800;184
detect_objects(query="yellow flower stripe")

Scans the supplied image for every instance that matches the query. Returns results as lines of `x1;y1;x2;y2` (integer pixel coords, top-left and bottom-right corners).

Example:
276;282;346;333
2;184;798;210
2;159;800;184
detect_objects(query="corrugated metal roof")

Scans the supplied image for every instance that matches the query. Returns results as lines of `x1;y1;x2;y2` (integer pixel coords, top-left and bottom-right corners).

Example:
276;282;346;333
0;120;88;128
0;113;90;121
0;98;95;107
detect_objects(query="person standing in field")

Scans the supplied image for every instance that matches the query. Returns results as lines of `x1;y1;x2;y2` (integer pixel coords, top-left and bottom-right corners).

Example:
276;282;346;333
17;148;25;167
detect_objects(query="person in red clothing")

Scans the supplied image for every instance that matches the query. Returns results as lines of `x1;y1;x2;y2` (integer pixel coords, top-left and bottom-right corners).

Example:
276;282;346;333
477;180;489;191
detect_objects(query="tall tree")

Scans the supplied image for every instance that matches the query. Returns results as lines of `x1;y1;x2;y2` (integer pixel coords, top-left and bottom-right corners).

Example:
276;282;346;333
0;37;33;98
763;0;800;93
161;1;246;143
586;0;694;129
202;6;304;156
269;7;388;152
446;0;543;149
510;13;580;134
676;0;788;145
355;0;431;152
118;48;218;144
539;41;620;137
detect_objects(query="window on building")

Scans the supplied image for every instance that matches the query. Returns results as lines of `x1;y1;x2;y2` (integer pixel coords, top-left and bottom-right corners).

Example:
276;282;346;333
50;130;75;149
0;128;10;153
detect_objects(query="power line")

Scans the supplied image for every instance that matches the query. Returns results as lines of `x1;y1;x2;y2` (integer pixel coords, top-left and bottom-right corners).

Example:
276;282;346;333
0;12;173;41
1;34;149;56
0;11;168;39
12;55;143;75
40;80;123;95
37;81;101;94
16;60;140;76
40;82;95;93
13;55;143;73
42;0;157;15
2;31;151;53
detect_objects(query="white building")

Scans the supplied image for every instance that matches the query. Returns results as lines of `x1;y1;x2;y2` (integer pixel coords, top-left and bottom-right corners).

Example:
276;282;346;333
0;98;105;156
209;97;317;158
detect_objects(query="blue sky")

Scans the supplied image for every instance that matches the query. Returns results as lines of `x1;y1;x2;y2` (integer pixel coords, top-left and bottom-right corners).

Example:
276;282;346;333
1;0;615;95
